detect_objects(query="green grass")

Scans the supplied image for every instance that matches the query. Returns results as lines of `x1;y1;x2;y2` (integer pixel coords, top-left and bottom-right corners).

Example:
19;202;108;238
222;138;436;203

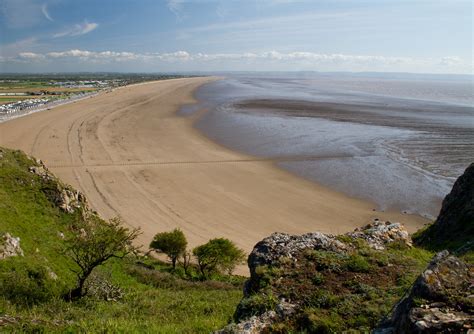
0;148;243;333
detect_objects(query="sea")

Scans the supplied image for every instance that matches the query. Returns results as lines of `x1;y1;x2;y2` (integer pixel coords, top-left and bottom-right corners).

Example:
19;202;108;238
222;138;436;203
183;72;474;219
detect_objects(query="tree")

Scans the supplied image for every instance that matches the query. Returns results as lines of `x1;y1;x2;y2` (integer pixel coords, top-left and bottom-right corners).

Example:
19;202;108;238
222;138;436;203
149;228;187;269
182;250;192;276
193;238;245;278
64;216;140;300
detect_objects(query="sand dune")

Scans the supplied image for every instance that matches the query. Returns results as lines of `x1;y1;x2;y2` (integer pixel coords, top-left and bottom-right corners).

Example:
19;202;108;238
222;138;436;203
0;77;428;269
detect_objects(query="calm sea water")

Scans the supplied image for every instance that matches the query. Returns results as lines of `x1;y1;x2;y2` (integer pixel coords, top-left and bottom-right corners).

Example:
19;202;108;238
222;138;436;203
186;73;474;219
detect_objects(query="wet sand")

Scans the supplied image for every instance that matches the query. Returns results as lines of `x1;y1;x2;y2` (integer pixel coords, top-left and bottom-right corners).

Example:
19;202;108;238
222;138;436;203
0;77;428;272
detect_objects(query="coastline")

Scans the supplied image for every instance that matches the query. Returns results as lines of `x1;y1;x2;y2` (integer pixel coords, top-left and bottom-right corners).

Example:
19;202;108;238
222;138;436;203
0;77;429;273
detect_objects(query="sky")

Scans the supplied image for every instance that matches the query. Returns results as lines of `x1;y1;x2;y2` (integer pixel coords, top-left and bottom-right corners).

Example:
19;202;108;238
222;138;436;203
0;0;472;73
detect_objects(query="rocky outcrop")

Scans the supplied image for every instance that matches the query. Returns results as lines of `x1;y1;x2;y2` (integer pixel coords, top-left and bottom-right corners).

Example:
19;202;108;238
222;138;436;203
247;231;348;278
56;188;87;214
347;220;412;250
0;233;24;259
29;162;54;182
29;159;88;214
223;220;415;332
414;163;474;251
375;251;473;333
247;219;409;279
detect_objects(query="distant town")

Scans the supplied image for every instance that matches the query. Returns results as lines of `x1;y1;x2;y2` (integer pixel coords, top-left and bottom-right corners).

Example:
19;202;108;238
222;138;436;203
0;73;197;120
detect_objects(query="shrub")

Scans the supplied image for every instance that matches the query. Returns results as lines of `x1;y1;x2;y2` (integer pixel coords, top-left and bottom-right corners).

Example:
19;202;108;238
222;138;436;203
306;250;346;272
0;258;58;306
193;238;245;277
235;291;278;319
64;216;139;300
346;254;371;273
150;228;187;269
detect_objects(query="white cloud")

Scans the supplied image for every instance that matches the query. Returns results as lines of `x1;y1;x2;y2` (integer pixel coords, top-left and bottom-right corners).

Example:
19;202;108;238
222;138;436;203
41;3;53;21
18;51;45;60
439;56;463;66
4;49;472;74
53;21;99;38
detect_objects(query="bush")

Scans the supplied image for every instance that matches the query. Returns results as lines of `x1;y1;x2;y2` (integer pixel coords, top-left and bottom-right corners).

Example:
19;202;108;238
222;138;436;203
193;238;245;277
235;291;278;319
0;258;59;306
346;254;371;273
64;216;139;299
150;228;187;269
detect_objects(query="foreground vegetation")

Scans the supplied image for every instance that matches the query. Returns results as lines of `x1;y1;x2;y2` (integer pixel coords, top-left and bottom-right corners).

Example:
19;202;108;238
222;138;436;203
235;238;434;333
1;147;471;332
0;148;243;333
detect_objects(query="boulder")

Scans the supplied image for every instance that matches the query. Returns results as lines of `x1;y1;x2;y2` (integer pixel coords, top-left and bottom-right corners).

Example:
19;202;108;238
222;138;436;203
225;221;414;332
248;220;411;279
347;220;412;250
0;233;24;259
247;231;348;278
375;251;473;333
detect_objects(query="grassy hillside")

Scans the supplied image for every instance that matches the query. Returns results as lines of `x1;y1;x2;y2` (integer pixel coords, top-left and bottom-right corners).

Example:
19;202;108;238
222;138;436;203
0;148;243;333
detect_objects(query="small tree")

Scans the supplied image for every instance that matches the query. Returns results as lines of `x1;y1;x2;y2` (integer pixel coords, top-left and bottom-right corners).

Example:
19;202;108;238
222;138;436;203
182;250;192;276
64;216;139;300
193;238;245;278
149;228;187;269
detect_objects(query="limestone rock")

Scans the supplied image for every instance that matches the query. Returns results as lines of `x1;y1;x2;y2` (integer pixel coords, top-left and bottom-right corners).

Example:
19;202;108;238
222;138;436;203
347;220;412;250
375;251;473;333
0;233;24;259
29;160;87;214
58;188;87;214
247;232;348;278
29;165;54;182
215;311;277;334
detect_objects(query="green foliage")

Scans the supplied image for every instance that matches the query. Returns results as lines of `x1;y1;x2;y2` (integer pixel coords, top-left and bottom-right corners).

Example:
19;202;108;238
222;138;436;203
193;238;245;277
235;291;278;319
304;290;340;308
150;228;187;269
311;272;325;286
238;237;434;333
0;148;243;332
0;257;61;306
305;250;346;272
345;254;372;273
299;310;343;334
64;216;140;299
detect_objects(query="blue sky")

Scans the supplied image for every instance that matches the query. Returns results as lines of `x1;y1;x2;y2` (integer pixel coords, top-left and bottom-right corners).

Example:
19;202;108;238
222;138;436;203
0;0;472;73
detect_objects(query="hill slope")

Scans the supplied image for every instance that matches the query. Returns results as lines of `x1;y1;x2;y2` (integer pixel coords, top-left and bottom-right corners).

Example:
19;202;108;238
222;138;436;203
0;147;243;333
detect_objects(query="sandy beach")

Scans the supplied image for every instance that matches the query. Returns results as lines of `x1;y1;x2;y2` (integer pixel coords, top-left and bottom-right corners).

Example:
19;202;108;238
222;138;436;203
0;77;428;262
